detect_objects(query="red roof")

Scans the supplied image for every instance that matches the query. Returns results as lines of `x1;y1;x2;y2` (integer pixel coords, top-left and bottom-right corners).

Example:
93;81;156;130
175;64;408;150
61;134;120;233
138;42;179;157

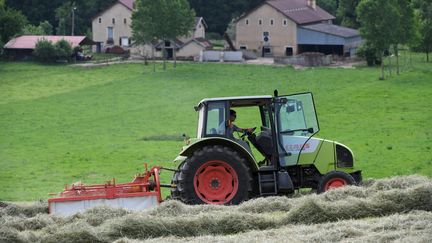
4;36;93;49
119;0;135;10
266;0;335;24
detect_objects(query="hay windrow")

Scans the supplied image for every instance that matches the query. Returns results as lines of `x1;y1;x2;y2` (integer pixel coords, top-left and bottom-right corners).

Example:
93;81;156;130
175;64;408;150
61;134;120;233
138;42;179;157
0;201;48;217
140;211;432;243
0;175;431;242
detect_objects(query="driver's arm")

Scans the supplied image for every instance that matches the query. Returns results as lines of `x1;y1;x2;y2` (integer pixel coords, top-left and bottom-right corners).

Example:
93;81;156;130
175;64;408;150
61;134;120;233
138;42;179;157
233;124;252;133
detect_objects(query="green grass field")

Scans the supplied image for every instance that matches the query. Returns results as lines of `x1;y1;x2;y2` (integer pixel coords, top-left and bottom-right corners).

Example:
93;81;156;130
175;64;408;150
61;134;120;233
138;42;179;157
0;56;431;201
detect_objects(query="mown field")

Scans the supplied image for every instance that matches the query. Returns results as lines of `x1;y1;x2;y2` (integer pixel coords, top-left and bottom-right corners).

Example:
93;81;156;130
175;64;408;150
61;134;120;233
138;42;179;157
1;176;431;242
0;56;431;201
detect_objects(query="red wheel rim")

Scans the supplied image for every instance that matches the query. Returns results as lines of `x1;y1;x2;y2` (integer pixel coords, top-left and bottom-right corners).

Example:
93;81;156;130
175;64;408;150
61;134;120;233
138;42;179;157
194;160;239;204
324;178;347;191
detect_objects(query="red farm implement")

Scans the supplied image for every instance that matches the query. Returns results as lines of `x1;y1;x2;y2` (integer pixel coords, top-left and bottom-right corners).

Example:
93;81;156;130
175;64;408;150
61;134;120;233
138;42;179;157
48;165;164;216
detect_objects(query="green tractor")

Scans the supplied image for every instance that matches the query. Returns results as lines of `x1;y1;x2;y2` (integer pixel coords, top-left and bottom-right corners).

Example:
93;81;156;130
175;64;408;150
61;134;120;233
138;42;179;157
171;92;361;205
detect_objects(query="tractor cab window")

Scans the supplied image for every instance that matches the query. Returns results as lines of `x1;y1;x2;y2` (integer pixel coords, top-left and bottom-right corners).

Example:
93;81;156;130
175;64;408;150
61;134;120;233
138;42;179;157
277;94;319;136
276;93;320;166
205;102;226;136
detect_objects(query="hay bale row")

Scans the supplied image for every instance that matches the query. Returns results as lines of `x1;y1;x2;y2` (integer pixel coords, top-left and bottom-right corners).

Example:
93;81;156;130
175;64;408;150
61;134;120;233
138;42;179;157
0;175;431;242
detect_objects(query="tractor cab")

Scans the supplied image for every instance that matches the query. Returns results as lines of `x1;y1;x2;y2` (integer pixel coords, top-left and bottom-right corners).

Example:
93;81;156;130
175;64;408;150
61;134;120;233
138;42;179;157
194;93;320;169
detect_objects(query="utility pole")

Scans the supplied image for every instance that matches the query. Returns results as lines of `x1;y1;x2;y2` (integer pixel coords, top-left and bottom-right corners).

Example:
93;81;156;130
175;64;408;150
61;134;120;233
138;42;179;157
71;5;77;35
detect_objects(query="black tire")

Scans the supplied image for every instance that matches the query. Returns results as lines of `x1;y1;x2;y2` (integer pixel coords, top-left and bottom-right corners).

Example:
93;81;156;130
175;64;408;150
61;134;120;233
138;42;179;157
317;171;356;193
170;145;252;205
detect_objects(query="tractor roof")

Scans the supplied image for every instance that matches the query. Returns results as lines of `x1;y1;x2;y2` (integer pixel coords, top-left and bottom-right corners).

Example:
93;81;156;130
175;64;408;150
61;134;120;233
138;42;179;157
197;95;273;108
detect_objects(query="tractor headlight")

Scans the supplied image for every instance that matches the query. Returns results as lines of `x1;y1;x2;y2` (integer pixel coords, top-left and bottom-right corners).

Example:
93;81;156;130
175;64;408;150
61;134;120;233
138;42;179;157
336;144;353;168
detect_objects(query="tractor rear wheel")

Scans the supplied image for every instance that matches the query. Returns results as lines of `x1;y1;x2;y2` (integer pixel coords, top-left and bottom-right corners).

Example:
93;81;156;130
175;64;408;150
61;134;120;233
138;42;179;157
317;171;356;193
171;145;252;205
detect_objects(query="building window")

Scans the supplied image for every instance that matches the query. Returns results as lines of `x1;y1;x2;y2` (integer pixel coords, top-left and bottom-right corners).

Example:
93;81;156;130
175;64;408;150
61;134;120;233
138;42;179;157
270;19;274;26
112;18;115;24
283;19;288;26
240;45;247;50
263;32;270;42
124;18;127;24
285;47;293;56
98;18;101;23
107;27;114;44
258;19;263;25
120;37;129;47
245;19;249;25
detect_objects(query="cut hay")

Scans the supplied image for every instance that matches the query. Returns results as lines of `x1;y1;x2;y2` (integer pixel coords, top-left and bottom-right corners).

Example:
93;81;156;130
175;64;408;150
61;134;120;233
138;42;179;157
140;211;432;243
0;175;431;242
0;201;48;217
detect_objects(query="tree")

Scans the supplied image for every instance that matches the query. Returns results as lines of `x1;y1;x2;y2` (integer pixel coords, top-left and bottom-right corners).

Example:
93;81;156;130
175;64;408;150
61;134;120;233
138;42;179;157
21;24;45;35
318;0;340;23
132;0;161;72
188;0;263;35
418;0;432;61
0;5;27;44
357;0;399;80
132;0;195;71
164;0;195;68
6;0;116;36
337;0;360;28
391;0;416;74
40;21;54;35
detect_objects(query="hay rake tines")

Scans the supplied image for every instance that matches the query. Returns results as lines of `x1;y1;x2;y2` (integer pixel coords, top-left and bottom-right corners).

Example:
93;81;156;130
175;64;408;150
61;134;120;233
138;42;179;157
48;164;162;216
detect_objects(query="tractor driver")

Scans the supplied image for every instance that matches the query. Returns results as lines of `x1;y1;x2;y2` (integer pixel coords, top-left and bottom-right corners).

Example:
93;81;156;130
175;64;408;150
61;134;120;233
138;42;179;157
220;109;254;139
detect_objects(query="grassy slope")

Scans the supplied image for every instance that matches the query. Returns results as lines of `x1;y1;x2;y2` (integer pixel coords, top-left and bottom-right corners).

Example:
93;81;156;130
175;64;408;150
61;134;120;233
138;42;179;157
0;57;431;201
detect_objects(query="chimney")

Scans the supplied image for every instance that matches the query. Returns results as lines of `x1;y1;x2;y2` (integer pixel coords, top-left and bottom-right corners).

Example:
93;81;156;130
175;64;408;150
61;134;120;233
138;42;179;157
307;0;316;10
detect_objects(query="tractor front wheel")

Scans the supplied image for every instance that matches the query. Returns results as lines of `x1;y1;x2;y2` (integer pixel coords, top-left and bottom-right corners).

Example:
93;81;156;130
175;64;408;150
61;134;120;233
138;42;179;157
317;171;356;193
171;145;252;205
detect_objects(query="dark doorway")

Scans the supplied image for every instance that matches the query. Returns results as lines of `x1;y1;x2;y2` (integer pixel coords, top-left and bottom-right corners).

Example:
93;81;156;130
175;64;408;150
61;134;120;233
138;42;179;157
165;48;173;59
285;47;293;56
262;46;272;57
298;44;343;55
96;43;102;53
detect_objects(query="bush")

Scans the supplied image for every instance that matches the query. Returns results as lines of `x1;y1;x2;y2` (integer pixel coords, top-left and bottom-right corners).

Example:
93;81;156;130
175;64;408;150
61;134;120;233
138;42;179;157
54;39;72;61
0;40;4;56
356;42;382;66
33;39;56;62
33;39;73;62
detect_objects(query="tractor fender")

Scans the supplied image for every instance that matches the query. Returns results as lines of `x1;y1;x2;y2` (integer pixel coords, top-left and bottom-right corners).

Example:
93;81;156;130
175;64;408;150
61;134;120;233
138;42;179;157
179;137;259;172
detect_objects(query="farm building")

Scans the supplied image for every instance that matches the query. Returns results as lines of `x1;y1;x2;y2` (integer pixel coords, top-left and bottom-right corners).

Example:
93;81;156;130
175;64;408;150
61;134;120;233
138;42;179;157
234;0;362;57
3;35;95;60
91;0;211;59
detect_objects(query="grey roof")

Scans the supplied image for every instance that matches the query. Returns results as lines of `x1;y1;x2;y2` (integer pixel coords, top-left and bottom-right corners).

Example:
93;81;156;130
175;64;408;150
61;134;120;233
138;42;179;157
300;23;360;38
198;96;273;108
266;0;335;24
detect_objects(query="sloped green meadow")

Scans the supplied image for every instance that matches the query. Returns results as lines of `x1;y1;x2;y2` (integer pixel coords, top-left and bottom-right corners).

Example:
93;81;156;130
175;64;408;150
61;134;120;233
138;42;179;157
0;57;431;201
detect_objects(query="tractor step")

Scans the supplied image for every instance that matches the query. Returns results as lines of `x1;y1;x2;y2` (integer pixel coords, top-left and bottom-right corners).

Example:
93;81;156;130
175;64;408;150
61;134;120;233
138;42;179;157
258;170;278;196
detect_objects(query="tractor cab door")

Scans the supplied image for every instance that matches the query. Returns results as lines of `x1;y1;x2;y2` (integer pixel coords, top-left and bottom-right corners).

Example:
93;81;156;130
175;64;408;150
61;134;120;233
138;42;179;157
275;93;320;167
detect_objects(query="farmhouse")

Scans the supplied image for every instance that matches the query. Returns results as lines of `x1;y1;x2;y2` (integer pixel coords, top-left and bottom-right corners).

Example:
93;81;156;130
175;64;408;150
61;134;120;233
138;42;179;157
235;0;362;57
91;0;211;58
3;35;95;60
